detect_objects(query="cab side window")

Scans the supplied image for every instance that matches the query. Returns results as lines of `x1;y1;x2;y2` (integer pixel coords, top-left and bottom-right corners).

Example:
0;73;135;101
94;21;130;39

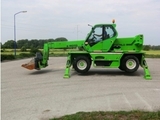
105;26;115;39
92;26;103;42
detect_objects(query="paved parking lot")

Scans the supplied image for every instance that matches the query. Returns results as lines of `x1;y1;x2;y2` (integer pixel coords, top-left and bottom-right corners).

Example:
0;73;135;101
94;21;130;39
1;57;160;120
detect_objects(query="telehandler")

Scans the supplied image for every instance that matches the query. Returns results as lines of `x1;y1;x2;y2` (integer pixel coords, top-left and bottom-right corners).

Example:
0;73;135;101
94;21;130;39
22;20;152;80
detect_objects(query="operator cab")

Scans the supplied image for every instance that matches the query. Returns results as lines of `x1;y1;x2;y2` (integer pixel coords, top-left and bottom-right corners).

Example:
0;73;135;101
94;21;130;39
86;24;117;47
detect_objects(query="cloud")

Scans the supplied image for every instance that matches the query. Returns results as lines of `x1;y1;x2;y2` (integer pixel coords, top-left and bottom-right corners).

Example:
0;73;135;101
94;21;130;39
1;0;160;45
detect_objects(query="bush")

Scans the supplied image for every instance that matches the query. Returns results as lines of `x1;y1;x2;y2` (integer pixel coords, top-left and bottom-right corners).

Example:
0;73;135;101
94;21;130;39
143;45;151;51
30;47;40;54
1;54;15;61
145;54;160;58
18;53;35;58
1;49;5;52
1;53;35;61
21;46;27;52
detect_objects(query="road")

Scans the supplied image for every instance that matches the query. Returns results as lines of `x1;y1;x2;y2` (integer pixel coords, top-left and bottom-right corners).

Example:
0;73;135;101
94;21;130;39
1;57;160;120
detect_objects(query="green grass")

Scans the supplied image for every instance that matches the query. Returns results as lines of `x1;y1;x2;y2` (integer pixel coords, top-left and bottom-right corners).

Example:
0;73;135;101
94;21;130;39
50;111;160;120
144;50;160;55
143;50;160;58
1;49;68;55
1;51;30;55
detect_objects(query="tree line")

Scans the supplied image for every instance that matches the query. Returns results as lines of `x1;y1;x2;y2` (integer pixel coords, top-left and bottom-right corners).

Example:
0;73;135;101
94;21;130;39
143;45;160;50
1;37;68;50
1;38;160;50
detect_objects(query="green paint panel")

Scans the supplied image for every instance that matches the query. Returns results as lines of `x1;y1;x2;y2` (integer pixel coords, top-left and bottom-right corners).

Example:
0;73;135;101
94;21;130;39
90;53;123;61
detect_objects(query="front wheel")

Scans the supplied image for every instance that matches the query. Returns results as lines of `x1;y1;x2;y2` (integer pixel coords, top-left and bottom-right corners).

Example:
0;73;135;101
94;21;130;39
73;56;91;74
121;55;139;73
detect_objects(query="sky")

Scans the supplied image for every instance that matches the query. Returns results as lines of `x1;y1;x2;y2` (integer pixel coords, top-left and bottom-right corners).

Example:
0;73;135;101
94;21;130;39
1;0;160;45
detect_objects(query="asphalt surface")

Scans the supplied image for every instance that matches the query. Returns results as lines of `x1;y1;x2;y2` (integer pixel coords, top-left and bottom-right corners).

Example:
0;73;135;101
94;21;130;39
1;57;160;120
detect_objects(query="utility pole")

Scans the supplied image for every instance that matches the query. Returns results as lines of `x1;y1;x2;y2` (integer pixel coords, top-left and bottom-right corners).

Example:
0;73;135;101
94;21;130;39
14;11;27;56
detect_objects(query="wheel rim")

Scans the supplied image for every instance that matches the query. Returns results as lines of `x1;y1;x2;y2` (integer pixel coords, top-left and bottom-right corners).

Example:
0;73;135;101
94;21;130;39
126;59;136;70
77;60;87;70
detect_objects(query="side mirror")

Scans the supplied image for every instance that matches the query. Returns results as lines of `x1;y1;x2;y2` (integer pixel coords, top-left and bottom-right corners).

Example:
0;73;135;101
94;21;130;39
88;24;93;27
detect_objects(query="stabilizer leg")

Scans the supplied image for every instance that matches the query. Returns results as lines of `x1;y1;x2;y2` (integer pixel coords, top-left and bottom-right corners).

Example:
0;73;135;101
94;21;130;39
63;55;71;78
141;56;152;80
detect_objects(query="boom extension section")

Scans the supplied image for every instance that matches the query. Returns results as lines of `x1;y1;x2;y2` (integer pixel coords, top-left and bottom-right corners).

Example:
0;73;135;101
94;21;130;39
21;40;84;70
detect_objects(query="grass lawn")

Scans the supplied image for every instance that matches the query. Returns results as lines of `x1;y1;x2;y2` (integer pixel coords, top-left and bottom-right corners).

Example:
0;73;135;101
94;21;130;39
143;50;160;58
51;111;160;120
1;49;68;55
1;51;30;55
144;50;160;55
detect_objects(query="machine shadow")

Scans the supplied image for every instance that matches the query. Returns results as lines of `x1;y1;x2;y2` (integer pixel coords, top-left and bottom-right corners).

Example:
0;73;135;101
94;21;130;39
28;69;60;75
72;69;144;77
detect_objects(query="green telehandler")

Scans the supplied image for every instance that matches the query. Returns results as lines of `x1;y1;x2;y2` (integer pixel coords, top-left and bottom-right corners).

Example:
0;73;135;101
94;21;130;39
22;20;152;80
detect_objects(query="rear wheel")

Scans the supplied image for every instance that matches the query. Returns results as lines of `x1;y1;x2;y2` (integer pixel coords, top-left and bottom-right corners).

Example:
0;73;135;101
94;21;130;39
121;55;139;73
73;56;91;73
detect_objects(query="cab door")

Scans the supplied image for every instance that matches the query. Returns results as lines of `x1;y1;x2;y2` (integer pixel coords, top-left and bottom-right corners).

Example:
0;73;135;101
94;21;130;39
85;26;103;52
102;25;117;52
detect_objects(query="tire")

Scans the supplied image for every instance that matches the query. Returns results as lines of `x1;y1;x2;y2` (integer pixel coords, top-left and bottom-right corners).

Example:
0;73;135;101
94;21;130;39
119;66;124;71
121;55;139;73
73;56;91;74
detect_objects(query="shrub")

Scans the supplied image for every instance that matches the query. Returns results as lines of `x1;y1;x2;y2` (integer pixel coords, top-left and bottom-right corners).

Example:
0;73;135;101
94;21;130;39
145;54;160;58
18;53;35;58
30;47;40;54
21;46;27;52
1;54;15;61
1;49;5;52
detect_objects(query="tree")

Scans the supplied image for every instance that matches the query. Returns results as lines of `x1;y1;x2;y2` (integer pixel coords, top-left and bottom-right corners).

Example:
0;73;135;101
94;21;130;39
47;38;55;42
151;45;160;50
143;45;151;51
30;39;39;48
21;46;27;52
30;47;40;54
37;39;47;49
17;39;29;49
3;40;15;48
0;42;2;48
55;37;68;42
